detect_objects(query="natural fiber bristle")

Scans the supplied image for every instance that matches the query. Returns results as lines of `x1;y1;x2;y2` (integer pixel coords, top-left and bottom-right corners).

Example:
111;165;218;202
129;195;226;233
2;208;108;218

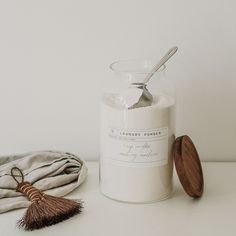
10;168;83;231
17;195;83;231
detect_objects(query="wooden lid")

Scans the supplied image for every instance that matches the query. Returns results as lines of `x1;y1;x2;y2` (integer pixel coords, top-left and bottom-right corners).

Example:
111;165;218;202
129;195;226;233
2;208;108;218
173;135;204;198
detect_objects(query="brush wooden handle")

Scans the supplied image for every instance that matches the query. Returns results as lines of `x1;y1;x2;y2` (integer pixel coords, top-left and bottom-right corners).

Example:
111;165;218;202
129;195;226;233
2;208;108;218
17;182;44;203
11;167;44;202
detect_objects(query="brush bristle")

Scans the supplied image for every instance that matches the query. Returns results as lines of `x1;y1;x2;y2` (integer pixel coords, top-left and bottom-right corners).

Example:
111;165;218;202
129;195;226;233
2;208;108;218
18;195;83;230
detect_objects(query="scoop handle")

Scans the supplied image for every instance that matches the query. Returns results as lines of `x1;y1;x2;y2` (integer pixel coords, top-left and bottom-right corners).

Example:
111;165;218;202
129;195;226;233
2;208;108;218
145;46;178;82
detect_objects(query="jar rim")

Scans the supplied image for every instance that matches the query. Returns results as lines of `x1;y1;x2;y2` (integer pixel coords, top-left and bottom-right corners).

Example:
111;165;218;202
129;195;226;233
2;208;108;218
110;59;166;75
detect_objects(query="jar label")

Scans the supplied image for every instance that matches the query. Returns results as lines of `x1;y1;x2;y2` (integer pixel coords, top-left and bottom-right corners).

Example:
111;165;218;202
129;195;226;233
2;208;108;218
102;127;169;167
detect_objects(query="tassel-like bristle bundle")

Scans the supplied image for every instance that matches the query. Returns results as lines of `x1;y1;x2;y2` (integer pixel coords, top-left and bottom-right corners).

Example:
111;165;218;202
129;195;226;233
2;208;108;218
18;194;83;230
10;168;83;231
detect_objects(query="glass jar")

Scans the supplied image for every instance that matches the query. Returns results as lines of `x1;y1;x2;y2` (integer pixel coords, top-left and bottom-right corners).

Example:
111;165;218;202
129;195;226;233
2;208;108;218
99;60;176;203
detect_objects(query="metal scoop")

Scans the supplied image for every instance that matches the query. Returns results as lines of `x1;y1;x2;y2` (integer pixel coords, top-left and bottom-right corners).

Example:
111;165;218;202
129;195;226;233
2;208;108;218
128;46;178;109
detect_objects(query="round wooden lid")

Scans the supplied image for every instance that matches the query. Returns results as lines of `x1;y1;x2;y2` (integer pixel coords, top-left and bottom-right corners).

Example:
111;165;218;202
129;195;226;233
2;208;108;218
173;135;204;198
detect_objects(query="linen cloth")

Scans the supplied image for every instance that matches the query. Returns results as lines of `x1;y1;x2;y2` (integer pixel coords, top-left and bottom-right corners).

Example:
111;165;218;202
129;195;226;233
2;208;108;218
0;151;87;213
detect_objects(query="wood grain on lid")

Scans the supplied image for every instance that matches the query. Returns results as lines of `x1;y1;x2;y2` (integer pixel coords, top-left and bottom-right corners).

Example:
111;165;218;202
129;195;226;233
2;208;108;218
173;135;204;198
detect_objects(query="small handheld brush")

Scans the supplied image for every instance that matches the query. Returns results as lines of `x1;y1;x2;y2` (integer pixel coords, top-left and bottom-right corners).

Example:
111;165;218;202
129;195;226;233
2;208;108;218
11;167;83;231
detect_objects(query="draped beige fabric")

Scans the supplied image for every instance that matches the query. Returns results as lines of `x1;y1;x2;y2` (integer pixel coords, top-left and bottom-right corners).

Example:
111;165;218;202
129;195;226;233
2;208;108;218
0;151;87;213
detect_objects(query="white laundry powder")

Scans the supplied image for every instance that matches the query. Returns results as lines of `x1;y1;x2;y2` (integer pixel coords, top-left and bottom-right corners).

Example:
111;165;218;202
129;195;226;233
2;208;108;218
117;87;144;108
100;92;175;202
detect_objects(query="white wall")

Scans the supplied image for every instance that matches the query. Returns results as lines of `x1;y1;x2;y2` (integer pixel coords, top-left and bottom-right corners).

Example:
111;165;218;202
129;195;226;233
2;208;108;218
0;0;235;161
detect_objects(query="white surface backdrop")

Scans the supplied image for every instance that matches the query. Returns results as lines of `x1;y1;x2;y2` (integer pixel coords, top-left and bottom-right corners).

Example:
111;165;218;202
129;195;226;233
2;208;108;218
0;0;235;161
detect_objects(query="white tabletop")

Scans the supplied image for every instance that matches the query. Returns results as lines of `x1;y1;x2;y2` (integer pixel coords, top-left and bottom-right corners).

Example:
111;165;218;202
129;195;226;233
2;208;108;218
0;162;235;236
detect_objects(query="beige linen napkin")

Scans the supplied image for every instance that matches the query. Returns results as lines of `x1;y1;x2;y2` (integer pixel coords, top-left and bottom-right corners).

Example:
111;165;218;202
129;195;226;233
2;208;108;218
0;151;87;213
